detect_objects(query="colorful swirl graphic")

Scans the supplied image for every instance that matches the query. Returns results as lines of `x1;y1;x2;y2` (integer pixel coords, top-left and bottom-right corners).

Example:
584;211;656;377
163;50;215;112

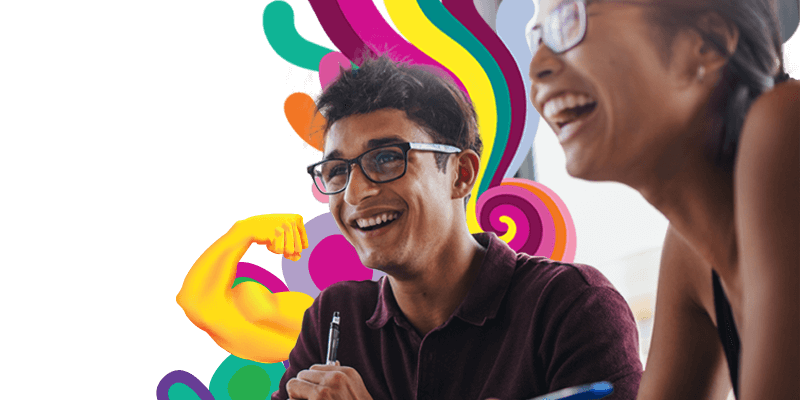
477;178;576;262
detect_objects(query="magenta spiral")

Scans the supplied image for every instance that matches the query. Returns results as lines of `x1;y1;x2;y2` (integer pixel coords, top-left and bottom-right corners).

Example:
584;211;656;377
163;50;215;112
476;183;556;257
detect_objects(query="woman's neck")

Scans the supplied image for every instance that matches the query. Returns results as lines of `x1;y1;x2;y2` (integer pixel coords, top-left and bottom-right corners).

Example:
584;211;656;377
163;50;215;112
636;137;738;280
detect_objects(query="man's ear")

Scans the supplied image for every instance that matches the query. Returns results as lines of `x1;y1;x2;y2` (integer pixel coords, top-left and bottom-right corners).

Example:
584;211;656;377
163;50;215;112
452;150;480;200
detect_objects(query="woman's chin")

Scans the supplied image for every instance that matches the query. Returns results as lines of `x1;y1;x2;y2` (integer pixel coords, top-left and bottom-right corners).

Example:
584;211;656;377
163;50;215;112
563;148;595;179
564;153;613;182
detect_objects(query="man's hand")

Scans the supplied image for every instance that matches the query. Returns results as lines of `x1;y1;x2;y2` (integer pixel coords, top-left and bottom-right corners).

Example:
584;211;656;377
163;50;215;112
236;214;309;261
287;363;374;400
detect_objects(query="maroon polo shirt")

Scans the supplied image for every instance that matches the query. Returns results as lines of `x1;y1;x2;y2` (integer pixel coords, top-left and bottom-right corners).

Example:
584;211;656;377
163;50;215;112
273;233;642;400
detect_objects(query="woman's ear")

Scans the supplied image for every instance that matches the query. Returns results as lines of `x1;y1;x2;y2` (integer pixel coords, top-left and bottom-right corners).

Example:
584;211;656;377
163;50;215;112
694;11;740;79
452;150;480;200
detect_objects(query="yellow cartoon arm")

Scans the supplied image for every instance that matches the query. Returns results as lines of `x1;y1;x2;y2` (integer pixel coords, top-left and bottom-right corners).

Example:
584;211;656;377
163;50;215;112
176;214;313;363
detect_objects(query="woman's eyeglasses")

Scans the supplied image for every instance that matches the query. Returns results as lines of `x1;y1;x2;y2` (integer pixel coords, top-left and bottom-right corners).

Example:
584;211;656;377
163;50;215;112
307;142;462;195
526;0;670;55
527;0;588;55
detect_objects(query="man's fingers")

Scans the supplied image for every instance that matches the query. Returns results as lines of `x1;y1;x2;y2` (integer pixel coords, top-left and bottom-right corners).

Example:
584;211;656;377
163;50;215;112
286;377;316;399
309;363;345;371
296;369;327;384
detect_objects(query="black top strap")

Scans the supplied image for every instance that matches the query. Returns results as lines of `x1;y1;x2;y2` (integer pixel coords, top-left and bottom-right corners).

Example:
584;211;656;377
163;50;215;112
712;270;741;398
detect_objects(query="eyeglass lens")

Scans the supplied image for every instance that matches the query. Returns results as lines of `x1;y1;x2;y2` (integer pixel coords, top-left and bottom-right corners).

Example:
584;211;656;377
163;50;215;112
556;2;584;51
529;0;585;54
313;146;407;193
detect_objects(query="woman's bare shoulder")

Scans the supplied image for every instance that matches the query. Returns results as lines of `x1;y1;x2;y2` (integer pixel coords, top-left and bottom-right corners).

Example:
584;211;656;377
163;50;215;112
752;78;800;107
739;79;800;150
730;78;800;400
735;78;798;222
637;226;731;399
733;77;798;275
659;226;717;319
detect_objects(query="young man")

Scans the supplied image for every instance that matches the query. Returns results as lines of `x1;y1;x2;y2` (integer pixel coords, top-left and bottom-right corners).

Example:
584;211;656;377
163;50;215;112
178;55;642;400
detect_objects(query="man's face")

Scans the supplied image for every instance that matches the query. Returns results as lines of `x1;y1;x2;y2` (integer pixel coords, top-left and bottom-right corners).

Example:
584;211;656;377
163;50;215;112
324;108;456;276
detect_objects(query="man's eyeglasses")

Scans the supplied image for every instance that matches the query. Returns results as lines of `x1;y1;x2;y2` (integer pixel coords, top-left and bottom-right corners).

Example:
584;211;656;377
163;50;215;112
307;142;462;195
526;0;668;55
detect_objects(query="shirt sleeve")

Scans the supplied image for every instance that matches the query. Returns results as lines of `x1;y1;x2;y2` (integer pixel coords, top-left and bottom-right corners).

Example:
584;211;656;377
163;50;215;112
271;295;324;400
537;283;643;400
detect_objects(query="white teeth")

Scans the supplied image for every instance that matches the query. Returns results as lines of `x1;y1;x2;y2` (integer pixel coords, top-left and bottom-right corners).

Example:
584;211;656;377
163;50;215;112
356;212;399;229
543;93;596;123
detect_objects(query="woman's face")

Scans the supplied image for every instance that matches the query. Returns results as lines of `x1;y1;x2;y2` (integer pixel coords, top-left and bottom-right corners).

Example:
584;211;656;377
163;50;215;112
529;0;707;184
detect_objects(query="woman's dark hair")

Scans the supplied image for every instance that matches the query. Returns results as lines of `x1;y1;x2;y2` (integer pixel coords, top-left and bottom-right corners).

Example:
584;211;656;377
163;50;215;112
315;54;482;172
645;0;791;171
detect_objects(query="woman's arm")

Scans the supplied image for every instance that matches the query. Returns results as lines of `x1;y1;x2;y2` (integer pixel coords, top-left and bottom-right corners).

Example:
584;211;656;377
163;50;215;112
735;81;799;400
176;214;313;363
637;226;732;399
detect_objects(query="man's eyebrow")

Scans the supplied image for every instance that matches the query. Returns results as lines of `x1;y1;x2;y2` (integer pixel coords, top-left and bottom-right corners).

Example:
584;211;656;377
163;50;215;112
323;136;405;160
323;150;343;160
366;136;405;148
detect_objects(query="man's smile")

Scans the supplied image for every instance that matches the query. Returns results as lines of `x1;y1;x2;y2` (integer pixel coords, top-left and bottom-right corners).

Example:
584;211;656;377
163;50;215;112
354;211;402;230
349;210;405;238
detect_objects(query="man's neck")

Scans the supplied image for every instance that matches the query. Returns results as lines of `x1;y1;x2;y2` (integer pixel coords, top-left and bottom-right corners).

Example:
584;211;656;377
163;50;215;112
387;230;486;336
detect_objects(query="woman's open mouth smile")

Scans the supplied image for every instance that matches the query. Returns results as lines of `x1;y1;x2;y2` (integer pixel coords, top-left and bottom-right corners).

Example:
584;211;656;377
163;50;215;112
543;92;599;143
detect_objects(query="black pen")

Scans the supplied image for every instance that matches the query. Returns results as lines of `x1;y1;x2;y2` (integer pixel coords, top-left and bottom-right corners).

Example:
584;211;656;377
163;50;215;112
326;311;340;365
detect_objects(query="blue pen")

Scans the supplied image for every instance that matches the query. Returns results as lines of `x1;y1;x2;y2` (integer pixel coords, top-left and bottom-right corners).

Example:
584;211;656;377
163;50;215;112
527;381;613;400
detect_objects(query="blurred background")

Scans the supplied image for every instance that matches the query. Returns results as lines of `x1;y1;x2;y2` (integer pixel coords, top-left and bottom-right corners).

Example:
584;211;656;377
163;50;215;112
474;0;800;400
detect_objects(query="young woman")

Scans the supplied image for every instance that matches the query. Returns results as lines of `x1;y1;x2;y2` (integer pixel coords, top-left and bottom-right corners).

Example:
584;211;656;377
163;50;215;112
526;0;798;398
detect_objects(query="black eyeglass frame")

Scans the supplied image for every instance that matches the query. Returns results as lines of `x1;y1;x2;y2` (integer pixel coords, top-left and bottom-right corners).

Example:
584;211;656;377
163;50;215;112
307;142;462;195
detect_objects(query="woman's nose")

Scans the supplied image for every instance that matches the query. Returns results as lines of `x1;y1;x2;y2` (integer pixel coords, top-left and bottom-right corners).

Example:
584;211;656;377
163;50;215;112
528;40;563;82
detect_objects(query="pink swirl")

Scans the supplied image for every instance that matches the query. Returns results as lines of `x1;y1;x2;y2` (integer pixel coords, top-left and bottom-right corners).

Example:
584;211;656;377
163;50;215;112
476;184;556;257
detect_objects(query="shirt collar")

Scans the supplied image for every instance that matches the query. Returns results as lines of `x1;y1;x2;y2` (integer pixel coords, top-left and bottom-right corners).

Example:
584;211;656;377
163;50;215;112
366;274;401;329
366;232;517;329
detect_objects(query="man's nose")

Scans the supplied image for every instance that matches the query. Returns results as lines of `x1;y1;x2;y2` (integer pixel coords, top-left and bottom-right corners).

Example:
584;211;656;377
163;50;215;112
343;164;380;205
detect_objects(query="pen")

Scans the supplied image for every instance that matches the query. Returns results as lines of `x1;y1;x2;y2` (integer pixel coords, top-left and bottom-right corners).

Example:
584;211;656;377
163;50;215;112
326;311;340;365
527;381;613;400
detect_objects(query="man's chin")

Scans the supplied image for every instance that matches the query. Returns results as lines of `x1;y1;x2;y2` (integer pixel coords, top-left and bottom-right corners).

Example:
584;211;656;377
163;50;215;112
358;251;402;274
358;253;389;271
